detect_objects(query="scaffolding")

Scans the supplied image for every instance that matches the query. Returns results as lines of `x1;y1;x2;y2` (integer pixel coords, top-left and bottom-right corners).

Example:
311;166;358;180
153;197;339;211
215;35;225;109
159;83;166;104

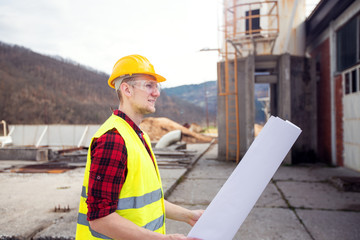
219;0;279;162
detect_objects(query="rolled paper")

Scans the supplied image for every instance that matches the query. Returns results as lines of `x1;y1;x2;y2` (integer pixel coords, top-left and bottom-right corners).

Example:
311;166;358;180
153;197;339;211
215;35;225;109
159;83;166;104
188;116;302;240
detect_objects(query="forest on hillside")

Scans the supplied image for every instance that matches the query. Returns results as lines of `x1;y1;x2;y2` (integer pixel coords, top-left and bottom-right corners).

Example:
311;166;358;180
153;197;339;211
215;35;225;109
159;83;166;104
0;42;268;126
0;42;211;126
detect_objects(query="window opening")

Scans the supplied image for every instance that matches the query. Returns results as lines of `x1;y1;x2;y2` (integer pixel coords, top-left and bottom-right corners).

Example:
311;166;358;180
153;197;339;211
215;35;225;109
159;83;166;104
345;72;350;95
245;9;260;35
351;69;357;93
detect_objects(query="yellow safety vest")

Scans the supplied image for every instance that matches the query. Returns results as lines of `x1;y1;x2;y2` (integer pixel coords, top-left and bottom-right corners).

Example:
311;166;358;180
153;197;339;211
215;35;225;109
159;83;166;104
76;114;166;239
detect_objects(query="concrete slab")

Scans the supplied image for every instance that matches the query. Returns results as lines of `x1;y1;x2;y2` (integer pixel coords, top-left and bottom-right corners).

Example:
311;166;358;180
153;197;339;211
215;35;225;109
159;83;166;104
276;181;360;210
167;178;226;205
165;204;207;235
0;167;193;239
33;211;77;240
274;165;360;182
166;206;312;240
3;142;359;239
200;142;218;160
0;168;84;238
255;182;288;208
187;158;236;179
297;209;360;240
234;207;313;240
159;168;187;194
0;143;212;239
186;143;212;159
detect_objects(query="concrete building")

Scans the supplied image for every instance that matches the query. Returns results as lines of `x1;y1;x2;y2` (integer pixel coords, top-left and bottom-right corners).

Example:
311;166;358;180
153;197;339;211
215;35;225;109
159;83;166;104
217;0;317;164
217;0;360;172
306;0;360;171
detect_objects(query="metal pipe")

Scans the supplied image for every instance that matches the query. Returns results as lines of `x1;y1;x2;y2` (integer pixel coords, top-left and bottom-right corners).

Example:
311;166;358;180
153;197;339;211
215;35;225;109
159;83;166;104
224;0;230;161
155;130;182;149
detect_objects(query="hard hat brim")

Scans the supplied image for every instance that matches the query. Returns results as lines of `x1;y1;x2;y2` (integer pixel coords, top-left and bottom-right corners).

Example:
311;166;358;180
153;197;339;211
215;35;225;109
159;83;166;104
108;72;166;89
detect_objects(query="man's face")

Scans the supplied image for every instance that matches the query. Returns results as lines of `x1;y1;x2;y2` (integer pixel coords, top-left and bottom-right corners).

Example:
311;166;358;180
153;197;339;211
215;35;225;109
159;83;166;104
128;74;161;115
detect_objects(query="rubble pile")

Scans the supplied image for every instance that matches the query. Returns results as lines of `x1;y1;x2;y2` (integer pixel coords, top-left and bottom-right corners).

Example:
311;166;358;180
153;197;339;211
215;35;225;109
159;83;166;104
140;117;213;143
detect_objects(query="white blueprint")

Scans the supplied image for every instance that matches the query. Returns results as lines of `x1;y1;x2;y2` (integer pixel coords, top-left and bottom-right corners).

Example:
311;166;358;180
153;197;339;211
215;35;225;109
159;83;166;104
188;116;302;240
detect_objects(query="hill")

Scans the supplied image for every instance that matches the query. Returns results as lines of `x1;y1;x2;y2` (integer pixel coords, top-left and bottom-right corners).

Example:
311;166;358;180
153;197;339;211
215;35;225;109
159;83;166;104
0;42;211;126
164;81;268;124
164;81;217;115
0;42;117;124
163;81;217;126
0;42;268;126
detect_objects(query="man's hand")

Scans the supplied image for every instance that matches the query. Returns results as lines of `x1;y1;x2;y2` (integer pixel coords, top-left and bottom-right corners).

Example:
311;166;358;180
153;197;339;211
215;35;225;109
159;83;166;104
187;209;204;226
164;200;204;227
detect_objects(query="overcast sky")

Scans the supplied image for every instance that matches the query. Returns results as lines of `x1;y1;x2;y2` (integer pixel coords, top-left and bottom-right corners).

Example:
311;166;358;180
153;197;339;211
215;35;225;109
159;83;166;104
0;0;318;88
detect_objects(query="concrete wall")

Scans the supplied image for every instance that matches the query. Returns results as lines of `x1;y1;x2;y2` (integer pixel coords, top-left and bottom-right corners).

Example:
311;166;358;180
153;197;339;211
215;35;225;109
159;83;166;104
217;61;227;160
7;124;100;148
217;56;255;161
0;147;52;161
222;0;306;56
290;56;318;163
309;39;332;164
273;0;306;56
217;54;317;164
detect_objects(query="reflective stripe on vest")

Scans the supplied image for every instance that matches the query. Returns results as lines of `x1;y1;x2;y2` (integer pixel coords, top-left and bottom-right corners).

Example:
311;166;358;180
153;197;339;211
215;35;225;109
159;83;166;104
77;212;164;233
78;187;165;233
77;213;111;239
81;182;162;211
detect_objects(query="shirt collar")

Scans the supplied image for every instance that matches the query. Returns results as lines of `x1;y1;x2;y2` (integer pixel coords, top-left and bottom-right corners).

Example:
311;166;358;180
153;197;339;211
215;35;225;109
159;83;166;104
113;109;143;135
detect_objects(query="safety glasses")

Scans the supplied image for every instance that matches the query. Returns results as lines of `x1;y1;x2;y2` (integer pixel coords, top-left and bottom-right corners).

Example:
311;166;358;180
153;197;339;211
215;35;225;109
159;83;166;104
128;80;161;93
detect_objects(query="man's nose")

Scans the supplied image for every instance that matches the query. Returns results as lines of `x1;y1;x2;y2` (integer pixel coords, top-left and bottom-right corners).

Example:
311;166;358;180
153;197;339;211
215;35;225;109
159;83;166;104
152;88;160;97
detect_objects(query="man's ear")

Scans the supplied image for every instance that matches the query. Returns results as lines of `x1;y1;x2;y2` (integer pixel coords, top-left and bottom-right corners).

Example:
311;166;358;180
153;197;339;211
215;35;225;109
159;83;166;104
120;82;132;97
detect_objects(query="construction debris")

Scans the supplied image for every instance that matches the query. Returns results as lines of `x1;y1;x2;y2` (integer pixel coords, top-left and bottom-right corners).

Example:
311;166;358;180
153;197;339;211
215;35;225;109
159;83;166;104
1;117;215;173
330;176;360;192
153;149;197;169
54;204;71;213
140;117;214;143
10;162;77;174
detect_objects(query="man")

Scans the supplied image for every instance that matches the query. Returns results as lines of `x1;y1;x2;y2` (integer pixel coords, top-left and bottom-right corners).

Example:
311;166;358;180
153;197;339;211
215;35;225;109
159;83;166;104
76;54;203;239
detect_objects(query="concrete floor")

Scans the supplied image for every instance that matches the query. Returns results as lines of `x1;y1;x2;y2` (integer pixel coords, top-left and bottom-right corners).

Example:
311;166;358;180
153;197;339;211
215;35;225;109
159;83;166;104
166;144;360;240
1;143;360;239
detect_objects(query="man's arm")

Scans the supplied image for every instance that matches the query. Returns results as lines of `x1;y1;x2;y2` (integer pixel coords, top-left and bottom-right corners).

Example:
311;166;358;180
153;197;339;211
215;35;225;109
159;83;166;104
89;213;163;240
164;200;204;226
89;212;201;240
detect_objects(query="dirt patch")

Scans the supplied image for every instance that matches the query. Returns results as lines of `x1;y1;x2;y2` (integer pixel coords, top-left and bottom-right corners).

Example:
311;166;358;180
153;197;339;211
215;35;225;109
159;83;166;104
140;117;213;143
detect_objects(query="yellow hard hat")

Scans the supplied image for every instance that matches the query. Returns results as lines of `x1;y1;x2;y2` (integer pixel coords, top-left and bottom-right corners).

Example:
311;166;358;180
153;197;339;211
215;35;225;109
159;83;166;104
108;54;166;89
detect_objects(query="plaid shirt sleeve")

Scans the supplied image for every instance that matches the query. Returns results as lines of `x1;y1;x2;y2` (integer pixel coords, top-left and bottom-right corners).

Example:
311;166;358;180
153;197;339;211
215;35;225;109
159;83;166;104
86;129;127;221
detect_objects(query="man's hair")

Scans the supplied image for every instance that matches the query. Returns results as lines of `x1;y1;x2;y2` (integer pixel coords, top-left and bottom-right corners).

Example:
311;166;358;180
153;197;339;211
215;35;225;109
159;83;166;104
115;76;134;103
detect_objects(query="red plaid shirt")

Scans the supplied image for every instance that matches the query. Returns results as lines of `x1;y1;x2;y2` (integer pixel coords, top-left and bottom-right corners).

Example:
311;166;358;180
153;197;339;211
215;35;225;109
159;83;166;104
86;110;154;221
